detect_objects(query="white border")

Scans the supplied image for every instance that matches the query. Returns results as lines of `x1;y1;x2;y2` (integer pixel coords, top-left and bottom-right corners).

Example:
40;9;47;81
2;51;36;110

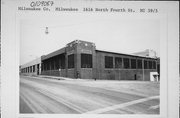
1;1;179;118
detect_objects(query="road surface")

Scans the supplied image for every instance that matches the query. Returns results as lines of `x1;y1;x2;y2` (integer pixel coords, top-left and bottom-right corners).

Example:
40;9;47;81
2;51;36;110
20;76;159;114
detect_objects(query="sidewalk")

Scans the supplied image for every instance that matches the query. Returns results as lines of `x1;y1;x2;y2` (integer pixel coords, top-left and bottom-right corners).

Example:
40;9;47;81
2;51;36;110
32;75;73;81
32;75;94;81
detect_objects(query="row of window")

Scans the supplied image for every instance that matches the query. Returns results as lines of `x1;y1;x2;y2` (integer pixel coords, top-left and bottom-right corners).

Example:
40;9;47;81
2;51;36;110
21;65;36;73
41;54;92;70
21;54;156;73
68;54;92;68
42;55;65;71
105;56;156;69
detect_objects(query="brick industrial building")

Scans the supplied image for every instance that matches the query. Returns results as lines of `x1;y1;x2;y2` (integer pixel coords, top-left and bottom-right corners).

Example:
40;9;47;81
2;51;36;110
20;40;159;81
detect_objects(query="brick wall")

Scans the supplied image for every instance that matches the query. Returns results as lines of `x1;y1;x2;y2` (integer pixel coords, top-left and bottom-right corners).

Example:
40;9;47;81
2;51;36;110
80;68;93;79
95;51;158;80
67;69;75;78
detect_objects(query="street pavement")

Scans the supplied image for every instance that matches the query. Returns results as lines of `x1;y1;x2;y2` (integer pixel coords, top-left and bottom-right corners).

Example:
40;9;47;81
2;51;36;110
20;76;159;114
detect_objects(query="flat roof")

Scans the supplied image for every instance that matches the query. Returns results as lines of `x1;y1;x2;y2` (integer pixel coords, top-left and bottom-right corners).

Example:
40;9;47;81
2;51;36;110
95;50;158;60
21;57;41;68
42;47;66;60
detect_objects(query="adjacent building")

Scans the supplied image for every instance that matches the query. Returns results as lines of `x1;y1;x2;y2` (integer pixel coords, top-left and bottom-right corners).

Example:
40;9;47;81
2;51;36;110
20;40;159;81
20;57;41;76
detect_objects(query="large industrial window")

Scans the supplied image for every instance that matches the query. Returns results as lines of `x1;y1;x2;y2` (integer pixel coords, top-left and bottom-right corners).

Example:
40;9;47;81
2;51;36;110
115;57;122;68
44;61;47;71
153;61;156;69
131;59;136;69
149;61;152;69
42;63;45;71
123;58;130;69
105;56;113;68
30;66;32;72
47;60;50;70
41;64;44;71
51;59;54;70
68;54;74;68
137;59;142;69
54;57;59;70
33;65;35;72
144;60;148;69
60;56;65;69
81;54;92;68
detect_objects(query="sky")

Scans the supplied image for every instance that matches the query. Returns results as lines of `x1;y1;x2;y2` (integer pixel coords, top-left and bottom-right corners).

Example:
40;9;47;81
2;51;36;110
20;13;160;65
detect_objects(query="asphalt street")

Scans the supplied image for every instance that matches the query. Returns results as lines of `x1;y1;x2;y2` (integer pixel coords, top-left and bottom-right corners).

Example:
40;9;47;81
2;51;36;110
20;76;159;114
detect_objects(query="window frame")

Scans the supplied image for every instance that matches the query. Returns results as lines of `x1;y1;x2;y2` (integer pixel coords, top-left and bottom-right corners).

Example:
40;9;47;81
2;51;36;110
81;53;92;68
144;60;148;69
149;60;153;69
137;59;142;69
123;58;130;69
115;57;123;68
153;60;157;69
68;54;75;69
105;56;114;68
131;58;137;69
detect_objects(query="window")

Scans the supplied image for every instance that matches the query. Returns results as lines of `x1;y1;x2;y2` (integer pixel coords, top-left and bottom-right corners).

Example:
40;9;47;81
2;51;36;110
68;54;74;68
44;62;47;71
30;66;32;72
115;57;122;68
43;63;45;71
153;61;156;69
41;64;44;71
105;56;113;68
81;54;92;68
54;57;59;70
47;60;50;70
51;59;54;70
33;65;35;72
137;59;142;69
144;60;148;69
131;59;136;69
123;58;130;69
149;61;152;69
60;55;65;69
